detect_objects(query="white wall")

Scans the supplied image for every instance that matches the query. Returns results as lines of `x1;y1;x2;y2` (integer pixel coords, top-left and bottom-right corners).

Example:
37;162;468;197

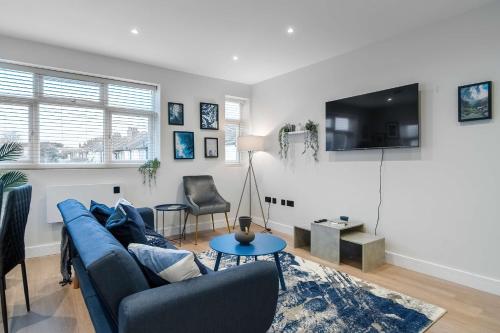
251;2;500;295
0;35;250;256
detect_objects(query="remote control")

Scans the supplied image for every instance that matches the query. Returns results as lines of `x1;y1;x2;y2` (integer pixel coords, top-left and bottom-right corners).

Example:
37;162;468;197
314;219;328;223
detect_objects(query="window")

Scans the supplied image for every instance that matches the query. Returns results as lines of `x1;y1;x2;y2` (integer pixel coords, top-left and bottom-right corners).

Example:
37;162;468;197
224;99;243;164
0;63;158;167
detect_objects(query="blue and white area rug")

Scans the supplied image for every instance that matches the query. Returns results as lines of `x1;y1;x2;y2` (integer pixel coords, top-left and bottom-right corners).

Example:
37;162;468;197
197;251;446;333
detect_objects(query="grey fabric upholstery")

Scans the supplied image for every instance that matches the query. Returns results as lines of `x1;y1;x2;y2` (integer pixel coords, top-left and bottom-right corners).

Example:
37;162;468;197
183;175;230;215
118;261;279;333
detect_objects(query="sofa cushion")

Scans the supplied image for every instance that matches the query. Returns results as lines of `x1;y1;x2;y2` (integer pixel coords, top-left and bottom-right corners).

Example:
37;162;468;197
90;200;115;225
105;204;147;247
128;244;202;286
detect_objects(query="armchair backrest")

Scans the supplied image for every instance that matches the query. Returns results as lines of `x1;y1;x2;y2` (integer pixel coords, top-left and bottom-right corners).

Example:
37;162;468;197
183;175;218;203
0;184;32;274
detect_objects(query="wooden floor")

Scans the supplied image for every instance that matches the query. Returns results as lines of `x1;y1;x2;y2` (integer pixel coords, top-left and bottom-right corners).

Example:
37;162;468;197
3;226;500;332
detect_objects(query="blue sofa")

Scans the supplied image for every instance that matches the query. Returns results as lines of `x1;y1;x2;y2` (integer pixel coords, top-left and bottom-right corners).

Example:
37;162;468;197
57;199;279;333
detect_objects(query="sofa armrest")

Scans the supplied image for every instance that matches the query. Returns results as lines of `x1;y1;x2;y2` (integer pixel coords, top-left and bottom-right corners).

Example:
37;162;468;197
118;261;279;333
136;207;154;230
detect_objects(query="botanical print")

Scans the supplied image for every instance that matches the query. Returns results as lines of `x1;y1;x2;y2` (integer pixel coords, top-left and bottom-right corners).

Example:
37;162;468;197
168;102;184;125
174;131;194;159
200;103;218;129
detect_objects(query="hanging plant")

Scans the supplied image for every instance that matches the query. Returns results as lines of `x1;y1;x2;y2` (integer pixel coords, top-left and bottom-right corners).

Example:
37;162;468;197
278;123;295;159
303;120;319;161
138;158;161;188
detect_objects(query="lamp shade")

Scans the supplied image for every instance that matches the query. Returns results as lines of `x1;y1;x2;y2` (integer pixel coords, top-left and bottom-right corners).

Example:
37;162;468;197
238;135;265;152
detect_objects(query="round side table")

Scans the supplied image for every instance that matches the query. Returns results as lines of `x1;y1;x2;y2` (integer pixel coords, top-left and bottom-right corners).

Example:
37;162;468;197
209;233;287;290
153;204;188;246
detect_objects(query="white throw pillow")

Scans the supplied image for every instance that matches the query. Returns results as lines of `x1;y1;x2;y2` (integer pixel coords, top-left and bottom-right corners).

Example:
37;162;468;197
115;197;133;208
128;243;202;283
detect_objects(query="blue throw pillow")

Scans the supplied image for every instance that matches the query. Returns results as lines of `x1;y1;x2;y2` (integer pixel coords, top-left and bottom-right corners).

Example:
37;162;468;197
128;243;202;286
89;200;115;225
105;204;147;247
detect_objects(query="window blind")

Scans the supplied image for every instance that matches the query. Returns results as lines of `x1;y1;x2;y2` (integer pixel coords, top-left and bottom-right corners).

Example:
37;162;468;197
0;62;159;166
224;99;242;164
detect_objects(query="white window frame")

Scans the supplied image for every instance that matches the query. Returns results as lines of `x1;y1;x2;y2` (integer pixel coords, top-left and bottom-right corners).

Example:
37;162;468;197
224;96;248;166
0;61;160;169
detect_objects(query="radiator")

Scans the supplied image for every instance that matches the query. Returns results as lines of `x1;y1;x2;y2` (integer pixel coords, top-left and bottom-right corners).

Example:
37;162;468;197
46;183;124;223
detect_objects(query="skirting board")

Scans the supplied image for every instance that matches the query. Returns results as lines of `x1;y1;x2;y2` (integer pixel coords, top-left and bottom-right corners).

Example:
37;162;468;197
252;217;500;296
25;218;231;259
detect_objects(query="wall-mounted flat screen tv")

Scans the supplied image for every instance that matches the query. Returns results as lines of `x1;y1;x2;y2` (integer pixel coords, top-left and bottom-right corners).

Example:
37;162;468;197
326;83;419;151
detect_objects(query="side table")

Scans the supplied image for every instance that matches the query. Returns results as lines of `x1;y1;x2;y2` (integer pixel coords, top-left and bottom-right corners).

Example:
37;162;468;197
153;204;188;246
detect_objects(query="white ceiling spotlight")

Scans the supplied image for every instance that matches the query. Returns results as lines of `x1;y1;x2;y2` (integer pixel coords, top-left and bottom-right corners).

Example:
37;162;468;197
232;55;239;61
130;28;139;35
287;27;294;34
387;97;393;102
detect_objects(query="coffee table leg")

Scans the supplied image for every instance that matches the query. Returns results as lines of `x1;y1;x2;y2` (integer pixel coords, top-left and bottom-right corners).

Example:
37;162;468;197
274;252;286;291
236;256;240;266
214;252;222;271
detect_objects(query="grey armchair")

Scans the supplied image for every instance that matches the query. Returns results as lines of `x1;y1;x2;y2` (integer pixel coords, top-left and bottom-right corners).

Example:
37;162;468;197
182;175;231;244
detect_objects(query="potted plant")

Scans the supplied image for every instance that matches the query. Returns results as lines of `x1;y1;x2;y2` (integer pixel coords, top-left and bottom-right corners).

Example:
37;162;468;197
0;142;28;192
303;120;319;161
278;123;296;159
138;158;161;188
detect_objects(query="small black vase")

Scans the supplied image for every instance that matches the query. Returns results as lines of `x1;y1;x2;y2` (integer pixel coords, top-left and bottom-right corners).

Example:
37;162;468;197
235;230;255;245
239;216;252;231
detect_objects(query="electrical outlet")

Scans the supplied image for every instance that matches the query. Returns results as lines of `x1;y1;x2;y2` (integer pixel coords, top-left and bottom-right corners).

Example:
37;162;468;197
113;186;120;194
272;197;277;204
286;200;295;207
281;199;286;206
265;196;271;203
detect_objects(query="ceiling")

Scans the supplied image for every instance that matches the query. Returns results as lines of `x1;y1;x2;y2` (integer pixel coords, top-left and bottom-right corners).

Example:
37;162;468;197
0;0;494;84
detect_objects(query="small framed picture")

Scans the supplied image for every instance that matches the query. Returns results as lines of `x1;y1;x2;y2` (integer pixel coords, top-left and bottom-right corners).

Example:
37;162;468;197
458;81;492;122
168;102;184;125
200;102;219;130
173;131;194;159
204;137;219;158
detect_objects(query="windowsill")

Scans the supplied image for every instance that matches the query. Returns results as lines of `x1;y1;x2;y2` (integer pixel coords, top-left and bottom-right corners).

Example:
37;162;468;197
225;162;242;167
0;163;144;170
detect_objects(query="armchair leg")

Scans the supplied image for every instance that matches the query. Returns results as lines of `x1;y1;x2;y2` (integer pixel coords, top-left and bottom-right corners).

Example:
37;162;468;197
224;213;231;233
0;276;7;333
21;261;30;312
195;215;199;245
211;214;215;231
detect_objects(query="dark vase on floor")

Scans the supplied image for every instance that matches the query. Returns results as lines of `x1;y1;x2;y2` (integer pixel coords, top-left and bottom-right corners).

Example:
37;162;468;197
239;216;252;231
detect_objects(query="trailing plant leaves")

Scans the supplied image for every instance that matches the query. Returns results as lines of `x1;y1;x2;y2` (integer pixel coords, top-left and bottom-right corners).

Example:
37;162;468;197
0;171;28;191
302;120;319;162
138;158;161;188
0;142;24;162
278;123;295;159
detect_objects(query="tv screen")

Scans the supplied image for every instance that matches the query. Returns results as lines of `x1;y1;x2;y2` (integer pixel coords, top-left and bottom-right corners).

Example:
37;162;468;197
326;83;419;151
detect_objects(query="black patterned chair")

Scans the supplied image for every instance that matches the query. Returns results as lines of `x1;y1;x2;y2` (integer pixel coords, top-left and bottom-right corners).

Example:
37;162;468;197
0;184;32;333
182;175;231;245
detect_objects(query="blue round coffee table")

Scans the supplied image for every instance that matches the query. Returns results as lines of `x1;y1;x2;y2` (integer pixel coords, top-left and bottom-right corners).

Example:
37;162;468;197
209;233;287;290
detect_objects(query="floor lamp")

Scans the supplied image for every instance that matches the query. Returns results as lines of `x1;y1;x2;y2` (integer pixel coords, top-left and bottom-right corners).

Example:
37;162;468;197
233;135;271;233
